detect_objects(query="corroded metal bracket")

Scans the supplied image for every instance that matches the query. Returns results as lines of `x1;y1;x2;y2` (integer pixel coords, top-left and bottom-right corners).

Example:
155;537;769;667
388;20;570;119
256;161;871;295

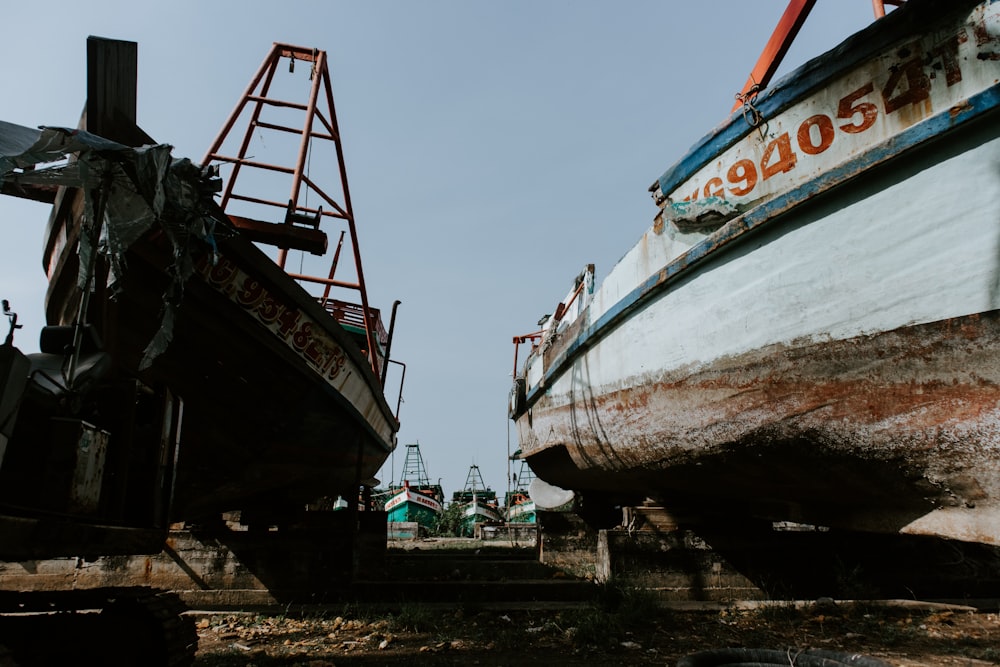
732;0;907;113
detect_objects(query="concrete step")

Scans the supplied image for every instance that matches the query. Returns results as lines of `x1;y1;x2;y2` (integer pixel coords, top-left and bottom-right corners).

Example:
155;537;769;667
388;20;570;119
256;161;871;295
382;552;559;582
363;542;595;604
344;578;596;604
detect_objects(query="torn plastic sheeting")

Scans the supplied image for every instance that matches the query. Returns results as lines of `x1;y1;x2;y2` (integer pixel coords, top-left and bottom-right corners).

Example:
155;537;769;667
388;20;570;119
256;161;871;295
135;155;231;369
0;122;132;176
2;139;174;292
0;161;98;189
0;121;44;172
0;120;226;369
94;145;173;292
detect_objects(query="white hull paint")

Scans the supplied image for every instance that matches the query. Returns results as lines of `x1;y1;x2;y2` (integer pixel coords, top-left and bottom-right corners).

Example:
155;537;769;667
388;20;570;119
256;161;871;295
461;502;503;523
506;501;536;523
513;0;1000;545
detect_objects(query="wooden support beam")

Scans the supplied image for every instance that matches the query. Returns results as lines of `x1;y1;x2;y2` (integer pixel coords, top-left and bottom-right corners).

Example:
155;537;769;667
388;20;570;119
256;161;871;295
85;36;155;146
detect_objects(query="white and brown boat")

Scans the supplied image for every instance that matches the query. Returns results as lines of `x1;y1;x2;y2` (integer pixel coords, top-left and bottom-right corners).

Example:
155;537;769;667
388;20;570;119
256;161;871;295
511;0;1000;547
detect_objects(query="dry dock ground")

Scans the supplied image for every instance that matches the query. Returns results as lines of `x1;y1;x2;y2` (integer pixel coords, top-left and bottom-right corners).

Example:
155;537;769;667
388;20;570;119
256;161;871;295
192;602;1000;667
192;538;1000;667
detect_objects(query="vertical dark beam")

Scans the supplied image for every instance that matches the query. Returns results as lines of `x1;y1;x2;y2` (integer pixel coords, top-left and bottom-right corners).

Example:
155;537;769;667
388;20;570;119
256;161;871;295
85;36;138;144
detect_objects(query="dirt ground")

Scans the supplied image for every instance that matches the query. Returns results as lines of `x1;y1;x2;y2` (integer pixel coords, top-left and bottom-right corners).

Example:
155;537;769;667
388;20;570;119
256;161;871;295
192;598;1000;667
191;537;1000;666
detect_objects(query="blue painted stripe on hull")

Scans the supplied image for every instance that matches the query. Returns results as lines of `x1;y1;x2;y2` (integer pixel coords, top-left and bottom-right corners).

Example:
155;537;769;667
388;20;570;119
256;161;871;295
525;83;1000;409
654;0;993;197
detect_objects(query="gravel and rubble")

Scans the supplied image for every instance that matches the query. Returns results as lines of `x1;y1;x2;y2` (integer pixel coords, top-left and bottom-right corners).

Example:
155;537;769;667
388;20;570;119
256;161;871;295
189;537;1000;666
192;599;1000;666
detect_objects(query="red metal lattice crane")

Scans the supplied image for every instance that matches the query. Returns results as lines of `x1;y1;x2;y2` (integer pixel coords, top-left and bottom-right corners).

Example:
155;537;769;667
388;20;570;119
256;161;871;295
202;43;382;374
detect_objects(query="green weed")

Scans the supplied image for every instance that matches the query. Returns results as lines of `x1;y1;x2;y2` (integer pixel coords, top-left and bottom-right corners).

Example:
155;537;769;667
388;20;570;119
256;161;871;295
388;603;440;633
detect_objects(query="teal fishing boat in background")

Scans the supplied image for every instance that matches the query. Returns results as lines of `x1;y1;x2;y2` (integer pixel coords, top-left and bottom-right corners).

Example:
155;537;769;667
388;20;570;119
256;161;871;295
504;460;536;524
384;443;444;533
452;465;502;537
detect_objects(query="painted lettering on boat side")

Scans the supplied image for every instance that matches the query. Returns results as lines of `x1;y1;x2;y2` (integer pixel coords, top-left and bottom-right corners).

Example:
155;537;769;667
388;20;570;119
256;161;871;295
674;14;992;205
197;255;350;382
385;491;441;512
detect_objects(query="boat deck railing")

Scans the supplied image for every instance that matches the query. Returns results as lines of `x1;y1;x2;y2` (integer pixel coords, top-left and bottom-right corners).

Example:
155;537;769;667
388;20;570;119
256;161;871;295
320;298;388;347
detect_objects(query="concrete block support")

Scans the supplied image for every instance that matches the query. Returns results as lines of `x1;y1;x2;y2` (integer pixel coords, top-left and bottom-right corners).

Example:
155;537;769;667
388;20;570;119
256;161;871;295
537;508;764;600
0;512;387;608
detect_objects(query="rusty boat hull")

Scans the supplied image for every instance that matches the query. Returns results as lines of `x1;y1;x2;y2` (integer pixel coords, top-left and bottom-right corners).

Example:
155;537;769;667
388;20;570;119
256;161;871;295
511;0;1000;545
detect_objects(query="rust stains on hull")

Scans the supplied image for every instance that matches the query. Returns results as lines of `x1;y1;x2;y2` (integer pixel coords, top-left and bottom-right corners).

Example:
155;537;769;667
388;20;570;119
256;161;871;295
518;312;1000;541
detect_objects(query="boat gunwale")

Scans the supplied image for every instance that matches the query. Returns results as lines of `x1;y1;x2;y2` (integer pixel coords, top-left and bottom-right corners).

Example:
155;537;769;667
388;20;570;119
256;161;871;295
210;229;400;448
653;0;987;198
385;486;444;514
520;81;1000;412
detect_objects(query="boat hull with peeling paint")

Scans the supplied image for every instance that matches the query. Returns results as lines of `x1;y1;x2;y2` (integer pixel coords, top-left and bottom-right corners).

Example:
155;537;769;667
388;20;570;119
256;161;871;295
511;0;1000;546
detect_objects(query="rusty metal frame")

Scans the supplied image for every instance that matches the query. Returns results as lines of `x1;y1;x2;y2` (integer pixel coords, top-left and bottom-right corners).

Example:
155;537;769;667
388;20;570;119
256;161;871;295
872;0;906;19
511;332;543;379
732;0;907;114
387;358;406;421
552;279;587;325
512;270;591;376
732;0;817;113
202;43;380;374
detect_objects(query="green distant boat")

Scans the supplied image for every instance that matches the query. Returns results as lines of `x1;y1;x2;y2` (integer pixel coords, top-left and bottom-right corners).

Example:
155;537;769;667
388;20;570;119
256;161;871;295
451;465;502;537
504;460;536;524
384;443;444;532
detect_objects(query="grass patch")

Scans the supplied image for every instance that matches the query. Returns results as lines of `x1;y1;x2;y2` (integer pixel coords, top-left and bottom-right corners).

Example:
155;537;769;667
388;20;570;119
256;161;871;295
754;600;805;624
555;577;663;648
388;603;441;633
967;645;1000;662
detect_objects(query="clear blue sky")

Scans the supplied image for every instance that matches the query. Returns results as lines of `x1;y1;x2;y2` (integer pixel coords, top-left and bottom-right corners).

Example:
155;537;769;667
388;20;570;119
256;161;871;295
0;1;880;499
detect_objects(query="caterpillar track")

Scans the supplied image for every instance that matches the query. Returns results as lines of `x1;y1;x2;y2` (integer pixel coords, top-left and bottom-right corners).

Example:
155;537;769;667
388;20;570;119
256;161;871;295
0;588;196;666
